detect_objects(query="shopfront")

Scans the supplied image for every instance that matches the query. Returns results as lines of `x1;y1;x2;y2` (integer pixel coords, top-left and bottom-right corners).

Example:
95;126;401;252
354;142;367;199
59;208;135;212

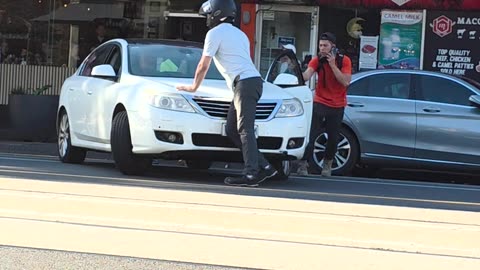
242;0;480;82
0;0;228;106
253;5;319;77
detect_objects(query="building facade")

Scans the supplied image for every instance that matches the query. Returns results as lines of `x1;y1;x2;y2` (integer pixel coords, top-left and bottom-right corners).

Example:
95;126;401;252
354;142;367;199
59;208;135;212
1;0;480;107
240;0;480;82
0;0;242;105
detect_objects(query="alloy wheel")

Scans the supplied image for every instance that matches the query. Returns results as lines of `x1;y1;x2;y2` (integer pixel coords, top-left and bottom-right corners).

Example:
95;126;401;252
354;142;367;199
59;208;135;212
58;113;69;158
312;132;351;170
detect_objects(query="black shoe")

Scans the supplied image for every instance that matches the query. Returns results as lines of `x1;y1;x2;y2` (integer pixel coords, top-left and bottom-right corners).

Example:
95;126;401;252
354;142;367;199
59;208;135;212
258;164;278;183
224;174;259;187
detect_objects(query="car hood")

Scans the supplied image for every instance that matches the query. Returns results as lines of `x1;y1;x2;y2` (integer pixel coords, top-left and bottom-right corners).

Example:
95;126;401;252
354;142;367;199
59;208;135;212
139;77;294;100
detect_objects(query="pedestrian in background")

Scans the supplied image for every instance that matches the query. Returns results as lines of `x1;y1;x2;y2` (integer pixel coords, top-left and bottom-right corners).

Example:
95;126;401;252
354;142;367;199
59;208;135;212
298;32;352;177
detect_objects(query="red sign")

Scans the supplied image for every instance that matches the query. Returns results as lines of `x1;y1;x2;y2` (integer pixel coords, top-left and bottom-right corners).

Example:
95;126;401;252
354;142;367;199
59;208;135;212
431;15;455;37
313;0;480;11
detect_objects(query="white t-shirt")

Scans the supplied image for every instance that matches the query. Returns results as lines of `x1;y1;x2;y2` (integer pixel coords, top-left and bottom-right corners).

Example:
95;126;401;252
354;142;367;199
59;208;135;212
203;23;261;89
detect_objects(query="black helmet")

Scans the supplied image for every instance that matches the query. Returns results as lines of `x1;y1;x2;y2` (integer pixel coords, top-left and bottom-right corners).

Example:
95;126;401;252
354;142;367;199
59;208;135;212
199;0;237;29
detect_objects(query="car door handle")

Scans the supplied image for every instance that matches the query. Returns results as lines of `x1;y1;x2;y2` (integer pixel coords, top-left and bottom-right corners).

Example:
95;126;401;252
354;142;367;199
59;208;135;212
347;102;364;108
87;91;93;95
423;107;441;113
69;88;75;91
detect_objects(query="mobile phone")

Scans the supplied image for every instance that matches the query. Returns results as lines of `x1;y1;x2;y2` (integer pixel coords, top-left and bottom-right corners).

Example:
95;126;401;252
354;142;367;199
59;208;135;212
331;47;339;57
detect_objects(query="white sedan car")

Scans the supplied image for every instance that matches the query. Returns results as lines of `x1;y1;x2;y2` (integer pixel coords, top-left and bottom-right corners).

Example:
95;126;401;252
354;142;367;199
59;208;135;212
57;39;312;178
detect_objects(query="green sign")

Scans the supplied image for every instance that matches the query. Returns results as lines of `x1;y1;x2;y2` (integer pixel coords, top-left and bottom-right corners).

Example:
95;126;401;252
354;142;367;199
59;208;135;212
378;10;423;69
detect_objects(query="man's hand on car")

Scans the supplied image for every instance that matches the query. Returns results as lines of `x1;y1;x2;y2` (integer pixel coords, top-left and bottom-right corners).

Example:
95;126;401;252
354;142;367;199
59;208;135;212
176;85;197;92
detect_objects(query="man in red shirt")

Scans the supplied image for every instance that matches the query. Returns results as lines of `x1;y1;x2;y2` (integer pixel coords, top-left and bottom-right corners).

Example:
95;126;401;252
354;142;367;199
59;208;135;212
298;32;352;177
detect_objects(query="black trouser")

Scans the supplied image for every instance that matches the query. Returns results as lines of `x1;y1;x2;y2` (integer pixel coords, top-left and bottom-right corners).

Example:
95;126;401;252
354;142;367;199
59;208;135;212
303;102;345;161
225;77;269;176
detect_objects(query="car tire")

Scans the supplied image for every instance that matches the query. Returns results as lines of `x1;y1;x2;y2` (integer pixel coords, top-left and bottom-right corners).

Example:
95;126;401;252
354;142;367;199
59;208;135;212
111;111;151;175
57;112;86;164
270;160;291;181
185;160;212;170
309;126;359;176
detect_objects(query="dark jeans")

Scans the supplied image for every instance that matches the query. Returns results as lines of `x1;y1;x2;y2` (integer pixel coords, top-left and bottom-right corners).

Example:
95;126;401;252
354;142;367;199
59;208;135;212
303;102;345;161
225;77;269;175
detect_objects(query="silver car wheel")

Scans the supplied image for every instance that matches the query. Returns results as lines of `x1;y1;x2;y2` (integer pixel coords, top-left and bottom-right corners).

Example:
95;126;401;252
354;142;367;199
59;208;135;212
58;113;69;158
312;132;351;170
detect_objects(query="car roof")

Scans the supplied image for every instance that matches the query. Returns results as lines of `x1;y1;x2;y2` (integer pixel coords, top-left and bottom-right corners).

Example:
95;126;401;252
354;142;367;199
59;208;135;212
352;69;453;78
353;69;463;82
124;38;204;49
351;69;480;91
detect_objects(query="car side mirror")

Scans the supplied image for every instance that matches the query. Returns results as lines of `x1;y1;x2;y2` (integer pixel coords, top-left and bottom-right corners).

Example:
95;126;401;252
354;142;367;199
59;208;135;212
91;64;117;79
273;73;299;86
469;95;480;108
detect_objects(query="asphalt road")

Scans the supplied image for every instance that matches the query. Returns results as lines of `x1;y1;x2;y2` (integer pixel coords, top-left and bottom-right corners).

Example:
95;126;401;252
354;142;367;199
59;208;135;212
1;153;479;269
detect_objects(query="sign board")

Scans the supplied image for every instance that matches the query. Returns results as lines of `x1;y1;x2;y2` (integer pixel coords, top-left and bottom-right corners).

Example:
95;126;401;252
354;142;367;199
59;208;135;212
263;11;275;21
378;10;423;69
359;36;379;70
277;36;296;48
423;11;480;82
390;0;412;6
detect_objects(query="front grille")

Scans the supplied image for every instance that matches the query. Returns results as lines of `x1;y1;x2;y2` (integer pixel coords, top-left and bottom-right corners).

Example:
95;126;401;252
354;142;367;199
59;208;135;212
192;133;283;150
192;98;277;120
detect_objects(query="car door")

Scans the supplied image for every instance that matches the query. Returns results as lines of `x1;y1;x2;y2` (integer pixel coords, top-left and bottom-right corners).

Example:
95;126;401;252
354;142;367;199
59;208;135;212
79;44;114;143
67;45;111;141
89;44;123;143
346;73;416;158
265;51;313;146
414;74;480;165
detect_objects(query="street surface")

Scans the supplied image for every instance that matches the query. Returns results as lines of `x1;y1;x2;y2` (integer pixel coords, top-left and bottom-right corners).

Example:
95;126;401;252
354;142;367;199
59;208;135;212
0;152;479;269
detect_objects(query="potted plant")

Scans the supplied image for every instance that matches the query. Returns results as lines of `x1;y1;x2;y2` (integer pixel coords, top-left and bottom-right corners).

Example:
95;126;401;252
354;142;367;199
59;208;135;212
8;84;59;142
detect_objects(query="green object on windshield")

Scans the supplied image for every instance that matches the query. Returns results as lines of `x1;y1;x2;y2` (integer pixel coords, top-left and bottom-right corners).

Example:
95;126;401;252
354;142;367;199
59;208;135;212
159;59;178;72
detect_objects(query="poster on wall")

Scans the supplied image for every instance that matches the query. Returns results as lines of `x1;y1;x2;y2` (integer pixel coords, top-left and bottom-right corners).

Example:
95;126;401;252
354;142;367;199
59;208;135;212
277;36;296;48
378;10;423;69
359;36;379;70
424;11;480;82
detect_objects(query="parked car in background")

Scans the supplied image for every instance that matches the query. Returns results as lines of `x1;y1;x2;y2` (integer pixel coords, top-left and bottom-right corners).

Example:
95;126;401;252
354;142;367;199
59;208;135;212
56;39;312;179
306;69;480;176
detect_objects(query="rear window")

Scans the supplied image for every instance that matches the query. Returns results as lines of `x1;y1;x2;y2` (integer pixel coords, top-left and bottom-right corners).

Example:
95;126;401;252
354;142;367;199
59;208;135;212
128;44;223;80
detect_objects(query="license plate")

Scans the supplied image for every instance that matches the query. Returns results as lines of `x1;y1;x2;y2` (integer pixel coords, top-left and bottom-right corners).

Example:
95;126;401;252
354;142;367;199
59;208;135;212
221;123;258;138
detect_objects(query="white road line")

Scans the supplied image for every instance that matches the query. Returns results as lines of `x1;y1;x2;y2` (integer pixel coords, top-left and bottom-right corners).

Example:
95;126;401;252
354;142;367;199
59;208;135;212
1;155;479;192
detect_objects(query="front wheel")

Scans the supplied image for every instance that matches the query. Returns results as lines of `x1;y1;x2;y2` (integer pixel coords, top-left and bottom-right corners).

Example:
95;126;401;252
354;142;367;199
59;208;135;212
309;127;359;176
57;112;86;164
111;111;151;175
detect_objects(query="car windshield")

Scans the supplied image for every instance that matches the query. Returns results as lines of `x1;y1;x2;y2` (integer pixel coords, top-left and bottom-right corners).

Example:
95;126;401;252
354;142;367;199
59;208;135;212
128;44;223;80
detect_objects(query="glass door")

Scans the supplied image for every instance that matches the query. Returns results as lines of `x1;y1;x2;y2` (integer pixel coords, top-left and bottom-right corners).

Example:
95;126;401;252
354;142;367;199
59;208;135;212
255;5;319;82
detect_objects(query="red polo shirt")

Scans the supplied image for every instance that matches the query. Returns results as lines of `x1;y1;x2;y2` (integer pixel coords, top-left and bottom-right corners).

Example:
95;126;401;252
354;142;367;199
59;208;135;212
308;55;352;108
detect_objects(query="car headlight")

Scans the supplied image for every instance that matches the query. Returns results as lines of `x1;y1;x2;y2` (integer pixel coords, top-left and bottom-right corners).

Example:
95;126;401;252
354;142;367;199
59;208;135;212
148;95;195;113
275;98;304;118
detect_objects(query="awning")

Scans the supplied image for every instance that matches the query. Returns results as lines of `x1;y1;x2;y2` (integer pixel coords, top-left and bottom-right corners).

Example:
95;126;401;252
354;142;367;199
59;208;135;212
31;3;124;23
314;0;480;11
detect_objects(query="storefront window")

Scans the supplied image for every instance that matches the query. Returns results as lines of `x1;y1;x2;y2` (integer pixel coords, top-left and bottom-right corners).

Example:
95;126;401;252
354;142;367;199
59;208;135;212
0;0;251;69
0;0;213;68
259;10;313;77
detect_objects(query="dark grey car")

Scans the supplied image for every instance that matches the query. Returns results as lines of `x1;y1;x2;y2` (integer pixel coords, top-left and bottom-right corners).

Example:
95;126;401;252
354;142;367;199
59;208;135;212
308;69;480;176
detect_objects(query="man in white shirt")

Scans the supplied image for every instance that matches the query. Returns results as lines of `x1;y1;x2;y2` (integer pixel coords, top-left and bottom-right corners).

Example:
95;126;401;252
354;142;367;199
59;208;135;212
176;0;277;187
